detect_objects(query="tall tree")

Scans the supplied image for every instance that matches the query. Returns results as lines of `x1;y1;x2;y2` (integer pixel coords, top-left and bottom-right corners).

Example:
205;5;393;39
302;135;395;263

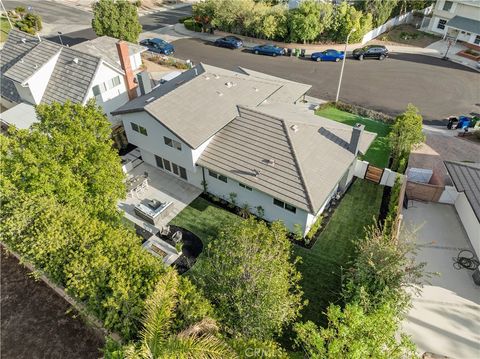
1;100;125;221
289;0;331;43
330;2;372;43
92;0;142;42
195;218;304;340
362;0;398;27
389;104;425;172
294;301;417;358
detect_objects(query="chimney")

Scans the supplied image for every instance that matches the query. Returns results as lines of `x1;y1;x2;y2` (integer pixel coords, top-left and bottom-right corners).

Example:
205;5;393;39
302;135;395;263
116;41;137;100
348;123;365;155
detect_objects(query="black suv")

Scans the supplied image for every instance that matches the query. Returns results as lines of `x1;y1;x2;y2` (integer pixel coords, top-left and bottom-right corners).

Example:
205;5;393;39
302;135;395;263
352;45;389;60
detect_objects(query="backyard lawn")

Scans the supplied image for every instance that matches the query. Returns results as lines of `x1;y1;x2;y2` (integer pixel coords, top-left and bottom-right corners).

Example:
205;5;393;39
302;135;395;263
1;17;11;43
294;179;384;325
316;106;391;168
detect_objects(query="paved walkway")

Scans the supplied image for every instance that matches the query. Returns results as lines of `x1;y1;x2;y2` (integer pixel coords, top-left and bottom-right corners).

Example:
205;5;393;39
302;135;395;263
427;40;479;71
401;201;480;358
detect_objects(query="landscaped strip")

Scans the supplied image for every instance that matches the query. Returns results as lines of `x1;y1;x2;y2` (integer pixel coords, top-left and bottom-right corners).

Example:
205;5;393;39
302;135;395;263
316;107;391;168
294;179;384;325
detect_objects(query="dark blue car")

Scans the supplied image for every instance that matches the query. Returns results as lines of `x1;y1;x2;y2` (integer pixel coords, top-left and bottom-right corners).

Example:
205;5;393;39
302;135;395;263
140;38;175;55
311;49;345;62
252;44;285;57
214;36;243;49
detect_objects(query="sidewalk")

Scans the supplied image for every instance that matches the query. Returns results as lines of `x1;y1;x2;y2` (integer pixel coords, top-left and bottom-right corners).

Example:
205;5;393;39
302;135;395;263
172;24;479;70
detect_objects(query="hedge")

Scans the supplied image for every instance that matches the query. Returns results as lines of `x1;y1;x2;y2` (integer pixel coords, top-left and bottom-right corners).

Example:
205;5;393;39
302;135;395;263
184;18;202;32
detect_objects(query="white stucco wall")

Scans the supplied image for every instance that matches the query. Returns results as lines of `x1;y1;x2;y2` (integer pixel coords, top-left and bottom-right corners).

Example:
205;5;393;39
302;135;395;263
454;192;480;257
121;111;198;172
13;84;35;104
130;53;143;71
87;62;129;120
25;51;61;104
202;168;310;234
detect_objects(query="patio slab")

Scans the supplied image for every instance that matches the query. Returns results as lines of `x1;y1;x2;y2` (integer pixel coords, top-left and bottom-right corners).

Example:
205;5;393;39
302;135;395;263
118;159;202;234
401;201;480;358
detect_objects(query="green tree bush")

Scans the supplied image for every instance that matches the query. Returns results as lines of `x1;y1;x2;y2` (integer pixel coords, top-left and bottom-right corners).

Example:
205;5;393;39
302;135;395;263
92;0;142;42
289;0;333;43
330;2;373;43
195;218;304;339
389;104;425;172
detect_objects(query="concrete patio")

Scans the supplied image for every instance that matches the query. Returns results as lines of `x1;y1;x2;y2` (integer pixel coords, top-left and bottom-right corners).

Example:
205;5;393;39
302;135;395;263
401;201;480;358
118;153;202;234
426;39;479;71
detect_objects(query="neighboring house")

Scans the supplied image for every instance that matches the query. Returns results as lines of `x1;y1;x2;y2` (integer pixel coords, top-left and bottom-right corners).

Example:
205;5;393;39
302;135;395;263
112;64;376;235
444;161;480;257
0;29;146;147
427;0;480;46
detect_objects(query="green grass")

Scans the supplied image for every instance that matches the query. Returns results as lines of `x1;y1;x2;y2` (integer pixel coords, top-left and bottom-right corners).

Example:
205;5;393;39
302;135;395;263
294;179;384;325
316;106;391;168
1;17;12;43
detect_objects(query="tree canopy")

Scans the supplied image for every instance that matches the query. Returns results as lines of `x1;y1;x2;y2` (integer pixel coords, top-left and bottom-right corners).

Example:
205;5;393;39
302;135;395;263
195;218;304;339
92;0;142;42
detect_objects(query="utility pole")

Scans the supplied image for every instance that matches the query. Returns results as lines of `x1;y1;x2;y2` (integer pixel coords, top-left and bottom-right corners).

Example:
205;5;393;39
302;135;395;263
335;27;356;103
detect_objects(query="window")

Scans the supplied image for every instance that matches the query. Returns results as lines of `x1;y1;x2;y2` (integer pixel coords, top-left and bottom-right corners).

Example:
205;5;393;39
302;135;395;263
475;35;480;45
163;159;171;172
273;198;296;214
164;136;182;151
208;170;227;183
179;166;187;180
155;155;164;169
92;85;101;96
437;19;447;30
131;122;147;136
172;163;179;176
442;1;453;11
239;183;252;191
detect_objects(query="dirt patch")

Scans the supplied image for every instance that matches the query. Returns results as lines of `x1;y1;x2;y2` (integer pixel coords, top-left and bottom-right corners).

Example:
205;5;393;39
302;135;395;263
369;24;441;48
1;246;105;359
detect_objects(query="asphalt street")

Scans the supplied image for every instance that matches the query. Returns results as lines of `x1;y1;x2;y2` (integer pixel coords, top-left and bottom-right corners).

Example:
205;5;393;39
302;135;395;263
171;38;480;124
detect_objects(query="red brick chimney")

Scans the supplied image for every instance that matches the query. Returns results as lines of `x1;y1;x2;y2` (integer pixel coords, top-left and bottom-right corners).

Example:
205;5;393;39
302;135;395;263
116;41;138;100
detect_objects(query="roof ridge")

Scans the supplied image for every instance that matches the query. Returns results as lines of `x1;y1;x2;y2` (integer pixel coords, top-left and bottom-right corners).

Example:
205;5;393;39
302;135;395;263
237;105;315;212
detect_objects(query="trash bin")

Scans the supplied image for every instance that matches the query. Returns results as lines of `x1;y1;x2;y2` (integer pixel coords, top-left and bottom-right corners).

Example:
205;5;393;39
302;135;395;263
287;48;292;57
294;48;300;57
300;49;306;57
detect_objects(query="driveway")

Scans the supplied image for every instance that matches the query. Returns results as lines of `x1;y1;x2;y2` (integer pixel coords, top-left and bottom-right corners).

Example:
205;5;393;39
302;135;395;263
170;38;480;125
401;201;480;358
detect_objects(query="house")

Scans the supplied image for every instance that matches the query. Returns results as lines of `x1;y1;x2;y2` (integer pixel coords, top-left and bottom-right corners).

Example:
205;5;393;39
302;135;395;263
112;64;376;235
426;0;480;46
0;29;147;146
444;161;480;257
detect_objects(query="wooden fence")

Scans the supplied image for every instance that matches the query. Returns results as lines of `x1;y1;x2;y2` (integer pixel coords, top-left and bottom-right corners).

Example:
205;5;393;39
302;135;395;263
406;181;445;202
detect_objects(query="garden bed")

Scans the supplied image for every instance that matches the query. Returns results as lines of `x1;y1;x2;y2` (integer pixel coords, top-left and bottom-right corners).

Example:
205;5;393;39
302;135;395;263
370;24;440;48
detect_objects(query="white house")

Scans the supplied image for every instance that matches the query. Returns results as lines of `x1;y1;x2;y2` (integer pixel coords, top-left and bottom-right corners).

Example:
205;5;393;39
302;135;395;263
0;29;146;146
112;64;376;236
444;161;480;257
427;0;480;46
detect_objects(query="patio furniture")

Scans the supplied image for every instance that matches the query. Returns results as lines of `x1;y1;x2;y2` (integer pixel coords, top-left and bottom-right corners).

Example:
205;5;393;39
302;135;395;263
134;199;173;225
126;174;149;198
172;230;183;243
160;225;171;237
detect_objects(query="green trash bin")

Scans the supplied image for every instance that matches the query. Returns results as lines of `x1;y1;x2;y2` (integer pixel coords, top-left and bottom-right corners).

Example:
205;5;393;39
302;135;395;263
294;48;300;57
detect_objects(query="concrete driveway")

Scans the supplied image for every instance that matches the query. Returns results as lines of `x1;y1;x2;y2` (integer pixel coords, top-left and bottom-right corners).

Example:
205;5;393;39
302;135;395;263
401;201;480;358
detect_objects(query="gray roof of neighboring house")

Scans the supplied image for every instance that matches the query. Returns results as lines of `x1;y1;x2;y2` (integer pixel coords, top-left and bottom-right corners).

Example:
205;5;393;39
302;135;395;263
444;161;480;222
113;63;311;149
447;16;480;34
72;36;147;72
41;47;102;104
4;40;62;84
0;29;40;103
197;105;376;213
0;102;38;129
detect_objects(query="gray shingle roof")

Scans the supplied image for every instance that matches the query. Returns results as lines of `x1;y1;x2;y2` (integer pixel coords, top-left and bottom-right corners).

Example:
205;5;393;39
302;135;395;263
113;64;311;149
41;47;101;104
444;161;480;222
447;16;480;34
72;36;146;72
4;41;62;84
197;105;376;213
0;29;40;103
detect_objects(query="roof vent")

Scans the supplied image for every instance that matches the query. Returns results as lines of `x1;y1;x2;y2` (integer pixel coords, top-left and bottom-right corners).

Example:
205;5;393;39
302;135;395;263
34;64;38;69
216;91;223;97
194;68;198;76
145;96;155;103
253;168;261;177
267;159;275;167
214;74;220;79
204;75;210;80
290;124;299;132
21;38;27;44
72;57;79;64
253;87;259;92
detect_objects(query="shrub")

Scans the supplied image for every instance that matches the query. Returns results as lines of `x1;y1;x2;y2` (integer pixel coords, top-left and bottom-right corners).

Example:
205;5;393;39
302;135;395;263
184;18;202;32
178;16;191;24
14;12;42;34
335;101;395;123
306;215;322;241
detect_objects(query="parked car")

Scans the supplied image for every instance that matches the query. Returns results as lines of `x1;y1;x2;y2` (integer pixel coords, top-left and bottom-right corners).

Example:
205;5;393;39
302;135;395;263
214;36;243;49
140;38;175;55
352;45;388;61
252;44;285;57
311;49;345;62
